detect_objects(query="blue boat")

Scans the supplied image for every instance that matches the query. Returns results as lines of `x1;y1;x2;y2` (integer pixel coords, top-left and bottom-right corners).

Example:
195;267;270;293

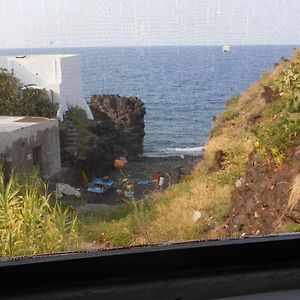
88;178;114;195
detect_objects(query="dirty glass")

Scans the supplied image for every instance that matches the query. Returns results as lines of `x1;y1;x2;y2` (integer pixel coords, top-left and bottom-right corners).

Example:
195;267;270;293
0;0;300;258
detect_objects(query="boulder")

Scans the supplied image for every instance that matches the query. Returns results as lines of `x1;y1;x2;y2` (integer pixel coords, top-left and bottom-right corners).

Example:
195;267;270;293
60;95;146;176
210;150;227;172
89;95;146;159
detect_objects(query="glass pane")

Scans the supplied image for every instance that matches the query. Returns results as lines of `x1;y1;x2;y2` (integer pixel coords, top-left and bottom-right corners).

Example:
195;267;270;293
0;0;300;258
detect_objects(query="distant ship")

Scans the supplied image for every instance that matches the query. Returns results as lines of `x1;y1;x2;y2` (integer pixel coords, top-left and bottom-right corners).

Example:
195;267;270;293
222;45;231;52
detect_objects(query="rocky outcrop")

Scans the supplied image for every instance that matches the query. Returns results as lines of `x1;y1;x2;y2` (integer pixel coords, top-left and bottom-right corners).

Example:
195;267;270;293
60;95;146;176
89;95;146;158
227;148;300;236
209;150;227;172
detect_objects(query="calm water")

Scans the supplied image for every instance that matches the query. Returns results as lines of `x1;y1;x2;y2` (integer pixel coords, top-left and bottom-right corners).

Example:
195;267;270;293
0;45;298;156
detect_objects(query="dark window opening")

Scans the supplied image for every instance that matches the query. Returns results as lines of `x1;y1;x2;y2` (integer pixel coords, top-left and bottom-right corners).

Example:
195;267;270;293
32;146;42;171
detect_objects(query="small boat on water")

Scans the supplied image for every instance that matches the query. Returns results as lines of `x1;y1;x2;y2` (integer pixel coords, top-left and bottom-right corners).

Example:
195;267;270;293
222;45;230;52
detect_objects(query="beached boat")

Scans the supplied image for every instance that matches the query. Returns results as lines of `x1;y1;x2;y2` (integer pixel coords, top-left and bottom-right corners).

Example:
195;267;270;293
88;178;114;195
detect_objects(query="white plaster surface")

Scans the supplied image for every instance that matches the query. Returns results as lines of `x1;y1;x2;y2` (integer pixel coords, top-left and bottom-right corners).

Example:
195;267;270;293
0;55;93;120
0;116;38;133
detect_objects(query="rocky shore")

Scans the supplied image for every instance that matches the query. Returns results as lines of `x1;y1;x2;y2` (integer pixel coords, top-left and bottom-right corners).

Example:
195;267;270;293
56;94;202;210
55;155;202;212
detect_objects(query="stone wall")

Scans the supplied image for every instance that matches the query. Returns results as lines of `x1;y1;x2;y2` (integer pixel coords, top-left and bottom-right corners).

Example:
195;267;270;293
0;117;61;178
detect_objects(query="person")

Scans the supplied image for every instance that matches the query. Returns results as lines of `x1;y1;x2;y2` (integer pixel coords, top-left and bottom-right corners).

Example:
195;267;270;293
154;172;161;185
158;175;165;190
119;189;125;201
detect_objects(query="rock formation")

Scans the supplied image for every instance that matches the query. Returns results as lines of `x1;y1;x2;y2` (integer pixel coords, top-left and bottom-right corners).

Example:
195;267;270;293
89;94;146;158
60;95;146;176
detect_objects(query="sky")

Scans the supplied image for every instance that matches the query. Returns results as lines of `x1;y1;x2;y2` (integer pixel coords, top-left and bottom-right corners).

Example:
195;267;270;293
0;0;300;48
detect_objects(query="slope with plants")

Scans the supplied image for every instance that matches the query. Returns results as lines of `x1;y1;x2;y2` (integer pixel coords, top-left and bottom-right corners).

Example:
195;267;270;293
79;50;300;248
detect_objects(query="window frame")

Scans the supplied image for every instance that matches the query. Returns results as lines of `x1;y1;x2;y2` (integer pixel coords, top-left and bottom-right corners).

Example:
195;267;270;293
1;233;300;298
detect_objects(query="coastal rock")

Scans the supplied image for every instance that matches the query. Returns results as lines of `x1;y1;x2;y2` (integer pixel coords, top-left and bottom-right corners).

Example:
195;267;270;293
227;148;300;236
89;95;146;159
210;150;227;172
247;112;262;125
60;95;145;176
261;85;279;103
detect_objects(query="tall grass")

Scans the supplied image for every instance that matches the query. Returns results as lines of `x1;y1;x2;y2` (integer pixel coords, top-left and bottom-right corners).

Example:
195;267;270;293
0;170;79;257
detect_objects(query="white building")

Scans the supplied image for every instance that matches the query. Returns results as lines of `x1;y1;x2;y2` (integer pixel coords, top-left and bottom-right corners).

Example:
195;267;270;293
0;54;93;121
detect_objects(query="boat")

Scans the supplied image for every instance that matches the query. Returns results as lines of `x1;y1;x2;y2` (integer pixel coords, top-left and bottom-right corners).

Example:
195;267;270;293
87;178;114;195
222;45;230;52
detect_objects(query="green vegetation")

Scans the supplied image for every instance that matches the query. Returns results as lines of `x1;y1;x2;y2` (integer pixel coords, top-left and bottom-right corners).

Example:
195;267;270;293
251;55;300;164
210;125;222;138
79;200;154;247
253;117;300;164
216;95;240;123
0;170;78;257
64;106;94;144
0;69;58;118
282;222;300;233
59;106;101;173
217;109;239;122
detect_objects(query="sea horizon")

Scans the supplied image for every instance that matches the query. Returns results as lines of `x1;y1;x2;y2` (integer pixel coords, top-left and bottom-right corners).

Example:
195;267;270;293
0;45;299;157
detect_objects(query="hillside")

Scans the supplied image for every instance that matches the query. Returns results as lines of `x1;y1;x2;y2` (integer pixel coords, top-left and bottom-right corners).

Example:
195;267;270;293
79;49;300;249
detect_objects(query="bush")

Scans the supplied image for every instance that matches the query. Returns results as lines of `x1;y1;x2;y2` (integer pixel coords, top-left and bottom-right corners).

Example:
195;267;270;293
0;69;58;118
218;109;239;122
263;98;286;118
0;170;79;257
253;117;300;164
226;94;240;107
273;56;300;114
210;126;222;138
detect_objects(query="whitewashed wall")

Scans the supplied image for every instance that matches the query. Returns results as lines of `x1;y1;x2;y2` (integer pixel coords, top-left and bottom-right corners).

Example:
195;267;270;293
59;55;93;119
0;55;93;121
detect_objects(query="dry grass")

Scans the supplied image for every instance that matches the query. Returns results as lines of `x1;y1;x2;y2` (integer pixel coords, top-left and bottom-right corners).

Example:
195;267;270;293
287;174;300;211
142;173;233;244
204;128;254;173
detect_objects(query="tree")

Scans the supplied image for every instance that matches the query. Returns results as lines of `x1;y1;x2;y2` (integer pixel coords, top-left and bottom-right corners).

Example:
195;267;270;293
0;69;58;118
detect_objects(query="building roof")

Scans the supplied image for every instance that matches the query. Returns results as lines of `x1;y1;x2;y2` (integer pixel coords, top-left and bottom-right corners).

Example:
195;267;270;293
0;116;51;133
0;54;78;61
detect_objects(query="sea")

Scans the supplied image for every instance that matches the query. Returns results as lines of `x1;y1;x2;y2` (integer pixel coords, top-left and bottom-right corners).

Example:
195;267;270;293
0;45;298;157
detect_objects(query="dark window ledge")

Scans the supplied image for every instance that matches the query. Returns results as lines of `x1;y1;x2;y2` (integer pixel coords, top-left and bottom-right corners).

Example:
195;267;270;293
1;234;300;299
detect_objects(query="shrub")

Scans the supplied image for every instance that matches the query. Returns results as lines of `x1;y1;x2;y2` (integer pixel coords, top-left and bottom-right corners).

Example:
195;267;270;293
263;98;286;118
273;57;300;114
64;107;96;143
226;94;240;107
18;88;58;117
253;117;300;164
210;126;222;138
218;109;239;122
0;69;58;118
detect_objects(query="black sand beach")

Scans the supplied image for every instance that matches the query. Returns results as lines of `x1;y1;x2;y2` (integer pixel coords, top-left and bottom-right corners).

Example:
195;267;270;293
55;155;202;211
